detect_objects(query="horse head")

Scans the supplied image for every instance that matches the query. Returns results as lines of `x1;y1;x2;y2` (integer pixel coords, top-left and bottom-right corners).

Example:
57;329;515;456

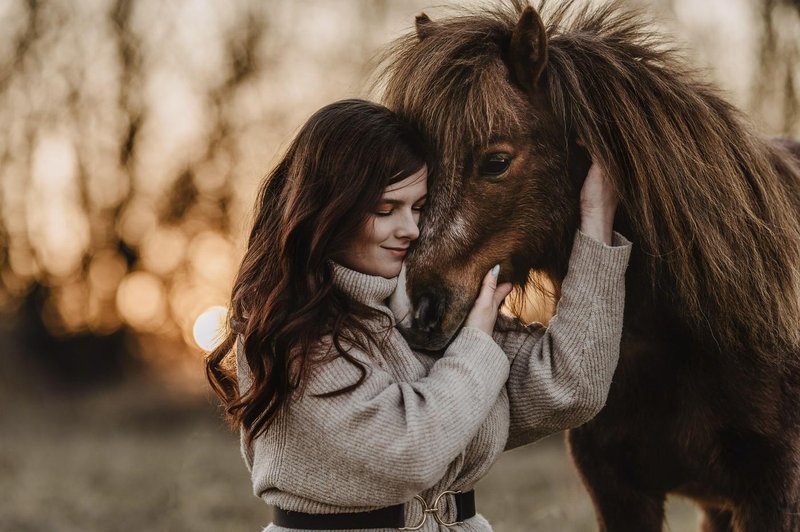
383;4;586;350
382;0;800;353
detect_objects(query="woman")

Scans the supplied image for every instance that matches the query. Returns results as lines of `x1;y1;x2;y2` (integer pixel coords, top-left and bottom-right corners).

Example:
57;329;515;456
206;99;631;531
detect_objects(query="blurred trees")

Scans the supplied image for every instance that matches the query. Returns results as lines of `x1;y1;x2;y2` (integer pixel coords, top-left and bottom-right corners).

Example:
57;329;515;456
0;0;406;387
0;0;797;389
0;0;270;387
754;0;800;133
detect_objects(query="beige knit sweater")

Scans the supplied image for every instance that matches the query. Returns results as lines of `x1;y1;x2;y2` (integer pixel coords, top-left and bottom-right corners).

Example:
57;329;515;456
236;230;631;531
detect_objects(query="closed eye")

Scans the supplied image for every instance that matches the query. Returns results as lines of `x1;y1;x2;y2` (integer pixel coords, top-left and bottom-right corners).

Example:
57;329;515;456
375;208;424;217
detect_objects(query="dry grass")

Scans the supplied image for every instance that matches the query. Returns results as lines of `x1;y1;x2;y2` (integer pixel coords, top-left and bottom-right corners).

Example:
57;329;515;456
0;376;699;532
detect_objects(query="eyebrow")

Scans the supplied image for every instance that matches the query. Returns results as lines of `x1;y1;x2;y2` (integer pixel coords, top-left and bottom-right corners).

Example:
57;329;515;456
379;194;427;206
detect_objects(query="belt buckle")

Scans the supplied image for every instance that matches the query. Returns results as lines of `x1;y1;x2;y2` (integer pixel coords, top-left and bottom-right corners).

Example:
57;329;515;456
399;490;463;530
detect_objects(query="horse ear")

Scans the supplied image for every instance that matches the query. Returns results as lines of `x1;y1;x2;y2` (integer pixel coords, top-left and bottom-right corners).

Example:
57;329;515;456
509;6;548;91
416;13;437;41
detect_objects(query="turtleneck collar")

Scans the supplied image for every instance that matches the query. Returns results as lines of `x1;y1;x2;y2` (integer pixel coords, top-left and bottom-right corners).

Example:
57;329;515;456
331;262;398;311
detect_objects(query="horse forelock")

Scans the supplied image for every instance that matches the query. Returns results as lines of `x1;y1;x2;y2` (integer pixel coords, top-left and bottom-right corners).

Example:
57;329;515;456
378;0;800;354
378;6;529;214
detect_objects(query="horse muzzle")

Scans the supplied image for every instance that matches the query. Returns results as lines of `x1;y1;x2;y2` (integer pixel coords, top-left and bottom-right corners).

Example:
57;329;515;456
389;264;470;352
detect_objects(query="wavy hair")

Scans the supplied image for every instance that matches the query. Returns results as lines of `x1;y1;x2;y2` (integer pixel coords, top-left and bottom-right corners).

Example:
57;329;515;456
205;99;428;446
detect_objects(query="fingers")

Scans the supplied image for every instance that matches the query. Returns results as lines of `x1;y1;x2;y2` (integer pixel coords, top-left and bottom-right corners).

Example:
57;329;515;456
492;282;513;308
476;265;510;308
476;264;499;303
580;160;617;245
464;265;512;334
486;264;499;289
581;159;616;207
585;159;607;181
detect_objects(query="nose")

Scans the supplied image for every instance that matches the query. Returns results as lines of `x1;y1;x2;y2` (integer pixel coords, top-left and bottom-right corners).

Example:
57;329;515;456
396;210;420;241
413;292;444;333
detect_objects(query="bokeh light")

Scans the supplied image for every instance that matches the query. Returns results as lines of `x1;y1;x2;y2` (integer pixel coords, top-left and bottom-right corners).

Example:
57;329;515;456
116;271;168;332
0;0;795;378
192;305;228;352
140;225;188;277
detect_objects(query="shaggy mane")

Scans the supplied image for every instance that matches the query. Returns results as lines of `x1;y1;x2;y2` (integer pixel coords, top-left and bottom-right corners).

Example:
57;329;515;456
378;0;800;351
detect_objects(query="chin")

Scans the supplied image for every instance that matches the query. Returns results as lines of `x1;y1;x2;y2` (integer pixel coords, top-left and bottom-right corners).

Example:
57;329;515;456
378;265;403;278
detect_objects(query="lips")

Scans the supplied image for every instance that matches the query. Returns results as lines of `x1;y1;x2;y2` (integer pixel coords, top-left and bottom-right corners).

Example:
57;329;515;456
383;246;408;258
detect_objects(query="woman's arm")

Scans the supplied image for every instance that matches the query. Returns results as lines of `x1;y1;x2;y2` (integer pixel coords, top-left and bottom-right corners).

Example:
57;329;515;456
239;326;509;508
499;156;630;449
498;230;631;450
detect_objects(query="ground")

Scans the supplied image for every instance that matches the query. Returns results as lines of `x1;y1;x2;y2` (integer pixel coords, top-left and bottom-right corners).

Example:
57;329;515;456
0;375;699;532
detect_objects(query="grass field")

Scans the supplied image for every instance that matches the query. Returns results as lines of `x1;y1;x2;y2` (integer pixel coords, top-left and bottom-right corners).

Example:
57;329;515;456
0;374;700;532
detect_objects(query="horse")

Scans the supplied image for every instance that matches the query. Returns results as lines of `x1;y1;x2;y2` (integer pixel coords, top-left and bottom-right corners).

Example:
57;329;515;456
378;1;800;530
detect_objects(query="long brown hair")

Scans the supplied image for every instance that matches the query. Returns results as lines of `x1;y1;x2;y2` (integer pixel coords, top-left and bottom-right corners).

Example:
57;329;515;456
206;99;428;446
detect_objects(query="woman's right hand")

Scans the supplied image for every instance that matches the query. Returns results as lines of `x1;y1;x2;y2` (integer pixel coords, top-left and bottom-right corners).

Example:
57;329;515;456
463;265;513;336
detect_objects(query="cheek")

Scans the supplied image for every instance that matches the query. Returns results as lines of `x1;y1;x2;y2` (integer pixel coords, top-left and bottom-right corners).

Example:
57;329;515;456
369;218;393;244
341;220;373;260
355;218;376;243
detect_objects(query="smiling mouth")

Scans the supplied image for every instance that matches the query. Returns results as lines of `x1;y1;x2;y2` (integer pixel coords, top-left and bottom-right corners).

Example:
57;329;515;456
383;247;408;259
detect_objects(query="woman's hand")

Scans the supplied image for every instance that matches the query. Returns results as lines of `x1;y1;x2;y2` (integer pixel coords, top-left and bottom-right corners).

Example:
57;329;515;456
464;265;513;336
580;158;618;245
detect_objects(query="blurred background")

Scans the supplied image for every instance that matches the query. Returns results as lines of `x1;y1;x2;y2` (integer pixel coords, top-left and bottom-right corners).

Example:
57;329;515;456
0;0;797;530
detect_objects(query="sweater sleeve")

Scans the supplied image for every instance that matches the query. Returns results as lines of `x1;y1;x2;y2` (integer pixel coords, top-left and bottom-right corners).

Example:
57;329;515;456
261;326;510;509
494;230;631;450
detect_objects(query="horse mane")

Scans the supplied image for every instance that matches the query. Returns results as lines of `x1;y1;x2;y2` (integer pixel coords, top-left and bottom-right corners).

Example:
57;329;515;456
378;0;800;352
542;0;800;351
375;2;534;209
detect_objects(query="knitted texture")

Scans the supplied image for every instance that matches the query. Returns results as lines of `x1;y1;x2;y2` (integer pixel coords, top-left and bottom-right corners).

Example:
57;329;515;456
237;230;631;531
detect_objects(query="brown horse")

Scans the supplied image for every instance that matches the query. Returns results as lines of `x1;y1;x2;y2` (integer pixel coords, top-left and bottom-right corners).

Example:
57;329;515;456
379;1;800;530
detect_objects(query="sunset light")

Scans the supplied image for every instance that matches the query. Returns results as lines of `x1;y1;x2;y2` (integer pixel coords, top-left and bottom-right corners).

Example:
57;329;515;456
192;305;228;352
0;1;797;530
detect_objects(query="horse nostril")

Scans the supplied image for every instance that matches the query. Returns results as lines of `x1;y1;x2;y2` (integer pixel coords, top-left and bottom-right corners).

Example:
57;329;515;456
413;293;443;333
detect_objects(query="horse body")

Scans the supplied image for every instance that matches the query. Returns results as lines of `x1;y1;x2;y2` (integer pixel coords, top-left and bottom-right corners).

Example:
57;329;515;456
380;1;800;530
565;155;800;529
572;275;800;529
591;144;800;528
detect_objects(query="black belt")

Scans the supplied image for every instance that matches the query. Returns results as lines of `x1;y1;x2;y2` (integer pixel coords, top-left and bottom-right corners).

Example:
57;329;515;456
273;490;476;530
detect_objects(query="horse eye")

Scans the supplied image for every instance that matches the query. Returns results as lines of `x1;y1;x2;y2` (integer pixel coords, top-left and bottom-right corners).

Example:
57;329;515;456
478;153;512;177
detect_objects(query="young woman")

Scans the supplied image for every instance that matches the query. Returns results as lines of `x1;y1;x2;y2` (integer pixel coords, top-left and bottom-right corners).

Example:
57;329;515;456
206;99;631;531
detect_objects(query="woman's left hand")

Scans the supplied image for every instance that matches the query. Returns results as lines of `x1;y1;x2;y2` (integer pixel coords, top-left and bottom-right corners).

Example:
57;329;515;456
579;158;618;245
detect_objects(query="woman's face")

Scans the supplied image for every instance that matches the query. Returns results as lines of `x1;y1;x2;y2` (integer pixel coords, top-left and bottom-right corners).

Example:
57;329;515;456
339;165;428;278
